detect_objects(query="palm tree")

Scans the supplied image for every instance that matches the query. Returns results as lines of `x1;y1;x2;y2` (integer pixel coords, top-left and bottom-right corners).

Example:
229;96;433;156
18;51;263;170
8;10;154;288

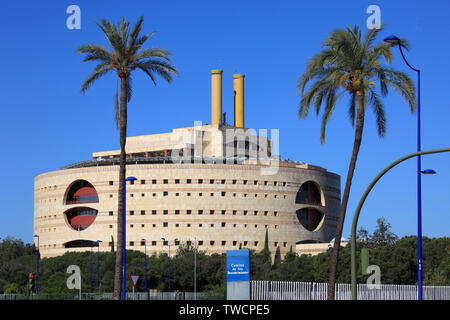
297;25;416;299
77;16;178;300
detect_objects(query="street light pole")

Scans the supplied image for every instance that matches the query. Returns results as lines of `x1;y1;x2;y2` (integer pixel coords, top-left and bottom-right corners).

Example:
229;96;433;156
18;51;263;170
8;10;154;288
384;35;423;300
194;237;197;300
142;238;148;293
162;237;178;297
33;235;39;294
97;240;102;292
90;246;93;293
122;176;137;300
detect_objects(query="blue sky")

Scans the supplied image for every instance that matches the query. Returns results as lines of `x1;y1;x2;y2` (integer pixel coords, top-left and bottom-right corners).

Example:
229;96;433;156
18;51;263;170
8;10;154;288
0;0;449;244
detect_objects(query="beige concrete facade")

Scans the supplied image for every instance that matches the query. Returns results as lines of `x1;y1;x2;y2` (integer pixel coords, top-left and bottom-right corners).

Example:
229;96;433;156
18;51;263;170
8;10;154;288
34;160;340;259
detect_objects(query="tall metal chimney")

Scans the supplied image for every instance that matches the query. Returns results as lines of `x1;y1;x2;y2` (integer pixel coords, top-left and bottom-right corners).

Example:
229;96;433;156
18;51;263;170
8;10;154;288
211;70;223;125
233;74;245;128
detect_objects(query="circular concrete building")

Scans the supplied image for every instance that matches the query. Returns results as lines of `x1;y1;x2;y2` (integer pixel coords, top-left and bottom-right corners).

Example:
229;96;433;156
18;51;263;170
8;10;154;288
33;71;341;259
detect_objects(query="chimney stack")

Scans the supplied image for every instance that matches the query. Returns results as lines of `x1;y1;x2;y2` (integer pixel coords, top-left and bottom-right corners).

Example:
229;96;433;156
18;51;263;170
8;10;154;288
233;74;245;128
211;70;223;125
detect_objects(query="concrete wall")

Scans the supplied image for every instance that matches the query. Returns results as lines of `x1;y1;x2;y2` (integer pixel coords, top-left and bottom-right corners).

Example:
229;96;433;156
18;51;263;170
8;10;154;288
34;162;340;259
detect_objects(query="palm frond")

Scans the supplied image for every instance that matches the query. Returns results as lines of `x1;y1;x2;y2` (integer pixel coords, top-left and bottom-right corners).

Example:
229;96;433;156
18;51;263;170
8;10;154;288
81;62;111;93
368;88;386;137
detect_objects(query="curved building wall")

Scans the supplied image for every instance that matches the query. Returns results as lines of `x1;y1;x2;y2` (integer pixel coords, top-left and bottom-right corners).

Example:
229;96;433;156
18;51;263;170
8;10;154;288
34;162;340;258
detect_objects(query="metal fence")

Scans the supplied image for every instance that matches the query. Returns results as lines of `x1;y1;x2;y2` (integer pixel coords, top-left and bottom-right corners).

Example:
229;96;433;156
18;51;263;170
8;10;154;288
251;280;450;300
0;292;210;301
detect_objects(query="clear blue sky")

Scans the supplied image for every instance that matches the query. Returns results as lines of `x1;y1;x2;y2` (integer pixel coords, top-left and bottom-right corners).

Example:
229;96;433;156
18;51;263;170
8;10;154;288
1;0;449;244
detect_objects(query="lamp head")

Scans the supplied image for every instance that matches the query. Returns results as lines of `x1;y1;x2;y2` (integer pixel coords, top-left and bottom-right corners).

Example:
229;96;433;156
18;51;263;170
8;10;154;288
421;169;437;174
125;176;138;181
384;35;401;45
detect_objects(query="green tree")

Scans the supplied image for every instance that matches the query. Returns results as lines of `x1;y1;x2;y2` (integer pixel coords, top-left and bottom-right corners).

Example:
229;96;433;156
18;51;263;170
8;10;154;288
370;216;398;247
77;16;178;300
297;25;416;299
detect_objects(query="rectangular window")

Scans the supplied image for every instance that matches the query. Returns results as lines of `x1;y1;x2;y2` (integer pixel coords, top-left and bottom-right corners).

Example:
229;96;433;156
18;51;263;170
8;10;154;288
198;210;203;215
141;210;145;215
163;179;168;184
152;241;157;246
152;179;157;184
187;210;191;215
130;210;134;216
141;180;146;185
175;209;180;215
163;191;168;196
198;179;203;184
163;210;168;215
221;222;226;227
109;181;114;185
152;210;157;215
210;179;214;184
186;179;191;184
175;179;180;184
163;222;168;227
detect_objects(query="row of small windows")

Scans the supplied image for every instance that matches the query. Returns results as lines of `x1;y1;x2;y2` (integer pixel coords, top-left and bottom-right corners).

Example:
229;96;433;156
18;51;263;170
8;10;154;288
109;210;279;216
110;179;288;187
109;222;279;229
109;192;288;199
118;240;289;248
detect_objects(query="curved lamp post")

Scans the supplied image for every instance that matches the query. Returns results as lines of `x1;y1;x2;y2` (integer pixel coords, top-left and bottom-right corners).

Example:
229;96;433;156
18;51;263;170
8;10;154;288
351;147;449;300
384;34;426;299
122;176;137;300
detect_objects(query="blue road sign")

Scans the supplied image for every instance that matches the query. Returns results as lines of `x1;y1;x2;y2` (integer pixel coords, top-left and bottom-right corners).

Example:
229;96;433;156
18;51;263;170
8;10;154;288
226;250;250;282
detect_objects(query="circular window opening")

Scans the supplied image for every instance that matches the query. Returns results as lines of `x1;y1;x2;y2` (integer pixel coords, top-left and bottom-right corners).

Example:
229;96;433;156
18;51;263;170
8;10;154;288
65;207;98;231
296;181;323;206
65;180;99;205
296;208;324;232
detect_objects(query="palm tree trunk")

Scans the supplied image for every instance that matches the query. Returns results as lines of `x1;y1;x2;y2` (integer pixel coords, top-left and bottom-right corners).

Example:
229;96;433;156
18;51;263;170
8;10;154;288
327;91;365;300
113;75;128;300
